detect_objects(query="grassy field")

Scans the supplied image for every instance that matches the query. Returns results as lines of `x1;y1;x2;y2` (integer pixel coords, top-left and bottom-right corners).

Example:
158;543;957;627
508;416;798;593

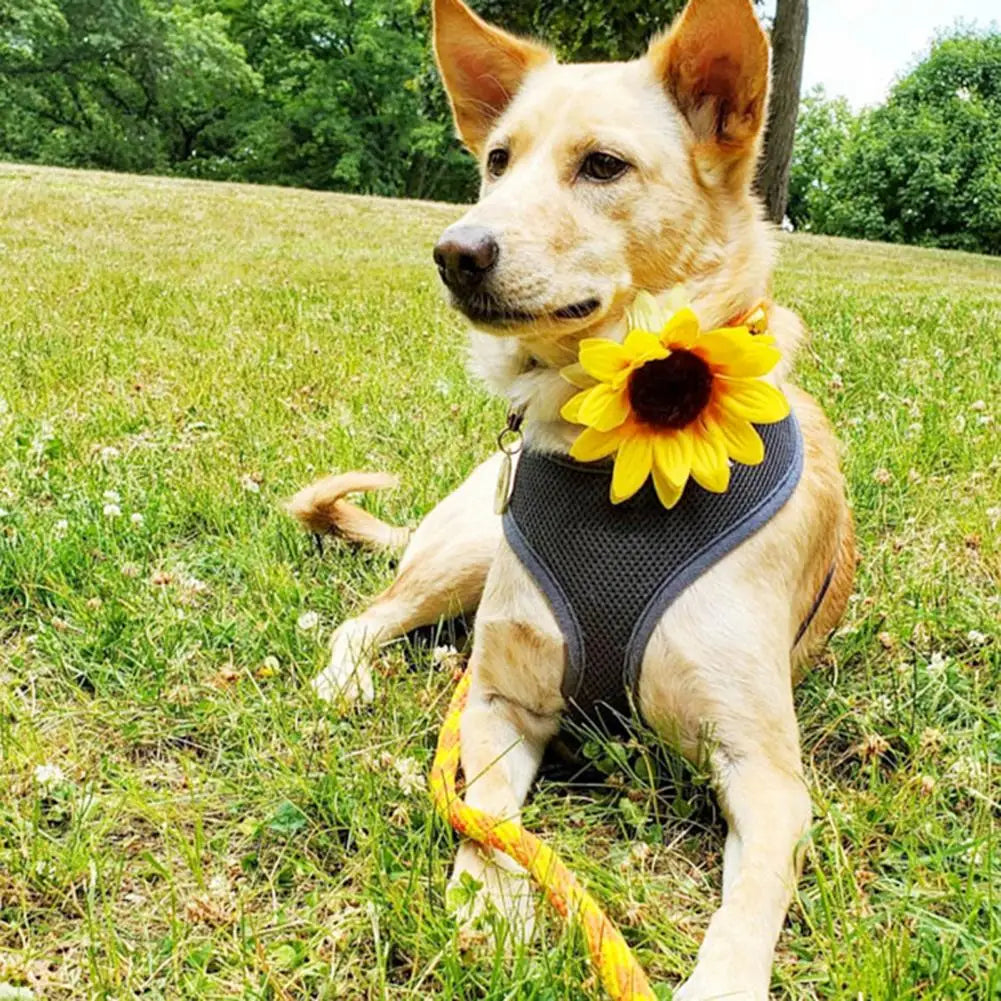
0;162;998;1001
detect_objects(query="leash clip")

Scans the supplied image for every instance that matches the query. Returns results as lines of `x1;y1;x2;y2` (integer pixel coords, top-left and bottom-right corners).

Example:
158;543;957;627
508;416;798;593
494;408;525;515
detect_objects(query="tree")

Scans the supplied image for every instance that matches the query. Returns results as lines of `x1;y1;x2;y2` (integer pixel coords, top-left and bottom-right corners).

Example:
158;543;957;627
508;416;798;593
0;0;259;175
790;28;1001;254
786;86;858;230
755;0;808;223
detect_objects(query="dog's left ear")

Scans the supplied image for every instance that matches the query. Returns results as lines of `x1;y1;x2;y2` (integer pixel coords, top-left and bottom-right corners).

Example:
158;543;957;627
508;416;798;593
433;0;553;154
648;0;770;187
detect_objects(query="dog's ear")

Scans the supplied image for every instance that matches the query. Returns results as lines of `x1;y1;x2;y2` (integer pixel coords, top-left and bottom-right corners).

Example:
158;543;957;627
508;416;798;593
433;0;552;153
648;0;770;186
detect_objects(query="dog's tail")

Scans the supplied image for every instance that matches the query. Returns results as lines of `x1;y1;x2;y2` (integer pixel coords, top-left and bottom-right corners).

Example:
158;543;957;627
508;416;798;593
285;471;411;551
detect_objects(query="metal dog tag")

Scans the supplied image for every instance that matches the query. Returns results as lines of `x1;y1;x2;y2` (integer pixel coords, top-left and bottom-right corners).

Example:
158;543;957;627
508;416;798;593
494;409;524;515
494;450;514;515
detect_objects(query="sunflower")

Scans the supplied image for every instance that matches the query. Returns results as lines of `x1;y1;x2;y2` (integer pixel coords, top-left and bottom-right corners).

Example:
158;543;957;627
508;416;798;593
560;289;789;509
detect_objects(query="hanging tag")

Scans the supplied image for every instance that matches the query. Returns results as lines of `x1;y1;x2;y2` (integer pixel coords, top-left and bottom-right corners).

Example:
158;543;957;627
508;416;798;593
494;449;514;515
494;409;525;516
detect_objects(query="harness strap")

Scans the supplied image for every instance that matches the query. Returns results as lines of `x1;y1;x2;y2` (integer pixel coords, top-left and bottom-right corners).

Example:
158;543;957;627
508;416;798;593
793;559;837;648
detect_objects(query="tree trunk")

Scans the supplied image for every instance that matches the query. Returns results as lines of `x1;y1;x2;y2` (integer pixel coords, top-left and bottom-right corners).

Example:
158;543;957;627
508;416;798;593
756;0;808;224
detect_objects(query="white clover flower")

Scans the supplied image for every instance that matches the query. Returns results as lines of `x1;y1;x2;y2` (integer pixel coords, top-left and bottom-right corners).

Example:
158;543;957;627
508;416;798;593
130;513;145;526
100;446;121;461
54;518;70;537
296;610;320;631
948;756;984;787
103;489;121;504
393;757;426;796
966;630;987;646
432;644;459;666
33;763;68;788
927;651;948;676
103;503;122;518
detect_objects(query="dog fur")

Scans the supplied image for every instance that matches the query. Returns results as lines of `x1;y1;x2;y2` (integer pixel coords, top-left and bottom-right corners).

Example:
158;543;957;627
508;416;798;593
292;0;856;995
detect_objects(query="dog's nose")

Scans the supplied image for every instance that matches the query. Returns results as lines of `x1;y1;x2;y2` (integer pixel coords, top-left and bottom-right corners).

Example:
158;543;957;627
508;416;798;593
433;225;499;293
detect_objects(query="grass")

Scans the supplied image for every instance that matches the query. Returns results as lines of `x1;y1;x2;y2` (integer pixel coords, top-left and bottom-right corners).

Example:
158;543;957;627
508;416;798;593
0;161;998;1001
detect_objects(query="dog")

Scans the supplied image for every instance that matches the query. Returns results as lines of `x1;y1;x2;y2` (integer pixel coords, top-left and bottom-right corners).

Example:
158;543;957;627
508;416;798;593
288;0;856;995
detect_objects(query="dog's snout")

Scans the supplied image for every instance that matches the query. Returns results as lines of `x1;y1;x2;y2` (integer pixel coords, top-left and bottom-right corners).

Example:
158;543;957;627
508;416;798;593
433;225;498;293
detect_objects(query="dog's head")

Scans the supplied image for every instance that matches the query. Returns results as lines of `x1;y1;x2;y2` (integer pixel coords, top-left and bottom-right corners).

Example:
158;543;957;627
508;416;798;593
432;0;771;345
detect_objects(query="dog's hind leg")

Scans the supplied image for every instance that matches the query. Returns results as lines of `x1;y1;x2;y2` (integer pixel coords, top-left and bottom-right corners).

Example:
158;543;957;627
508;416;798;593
312;454;504;706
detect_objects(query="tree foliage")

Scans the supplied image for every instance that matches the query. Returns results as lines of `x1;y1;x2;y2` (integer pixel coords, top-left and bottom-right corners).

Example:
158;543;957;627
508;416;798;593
0;0;715;202
789;29;1001;255
0;0;259;174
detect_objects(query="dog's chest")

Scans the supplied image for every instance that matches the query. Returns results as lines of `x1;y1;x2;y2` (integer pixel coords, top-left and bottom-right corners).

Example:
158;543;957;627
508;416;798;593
502;417;803;728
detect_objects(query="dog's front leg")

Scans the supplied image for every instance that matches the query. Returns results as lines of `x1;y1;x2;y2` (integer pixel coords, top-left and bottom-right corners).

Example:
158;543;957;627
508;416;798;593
675;704;811;1001
447;661;560;944
313;454;504;706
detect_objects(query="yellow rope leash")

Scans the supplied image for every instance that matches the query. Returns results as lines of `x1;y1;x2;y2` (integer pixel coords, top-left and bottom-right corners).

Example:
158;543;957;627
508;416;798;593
430;670;657;1001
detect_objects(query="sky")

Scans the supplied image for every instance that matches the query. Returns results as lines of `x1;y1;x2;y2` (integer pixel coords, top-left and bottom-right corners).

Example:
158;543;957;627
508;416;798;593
761;0;1001;108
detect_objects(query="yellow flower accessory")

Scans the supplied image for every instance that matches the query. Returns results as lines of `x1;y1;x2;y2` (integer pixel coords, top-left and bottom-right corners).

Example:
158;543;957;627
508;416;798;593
560;289;789;509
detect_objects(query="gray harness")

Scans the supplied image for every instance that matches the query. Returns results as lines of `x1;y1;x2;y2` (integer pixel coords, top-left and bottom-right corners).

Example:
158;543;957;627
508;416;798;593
502;416;805;727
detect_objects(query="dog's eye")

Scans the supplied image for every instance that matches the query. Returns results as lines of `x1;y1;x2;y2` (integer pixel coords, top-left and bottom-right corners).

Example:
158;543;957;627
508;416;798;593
486;148;509;178
580;151;629;183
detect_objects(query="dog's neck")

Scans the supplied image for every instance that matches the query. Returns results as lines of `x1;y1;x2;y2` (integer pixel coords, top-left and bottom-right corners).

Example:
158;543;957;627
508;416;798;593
468;265;782;455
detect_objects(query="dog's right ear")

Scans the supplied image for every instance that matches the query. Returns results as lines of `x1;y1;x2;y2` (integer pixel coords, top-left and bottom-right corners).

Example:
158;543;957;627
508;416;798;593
433;0;552;154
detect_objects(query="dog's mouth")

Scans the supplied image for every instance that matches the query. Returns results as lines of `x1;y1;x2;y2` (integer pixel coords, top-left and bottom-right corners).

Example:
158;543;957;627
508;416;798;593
458;294;601;327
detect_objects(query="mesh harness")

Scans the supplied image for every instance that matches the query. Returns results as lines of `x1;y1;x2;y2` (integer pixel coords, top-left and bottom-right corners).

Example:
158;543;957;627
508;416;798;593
502;416;807;726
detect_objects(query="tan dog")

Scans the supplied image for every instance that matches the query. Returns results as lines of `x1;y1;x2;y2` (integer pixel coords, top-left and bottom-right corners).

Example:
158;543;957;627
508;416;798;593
289;0;856;995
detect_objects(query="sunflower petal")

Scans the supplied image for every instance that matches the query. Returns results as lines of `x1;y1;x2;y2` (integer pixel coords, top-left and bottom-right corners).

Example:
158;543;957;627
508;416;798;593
610;433;653;504
569;426;622;463
716;378;790;423
661;285;691;315
560;389;591;424
659;307;700;348
578;339;629;382
560;362;598;389
695;331;781;378
690;419;731;493
626;290;663;333
623;328;669;364
709;406;765;465
651;430;693;488
651;459;684;509
579;383;630;431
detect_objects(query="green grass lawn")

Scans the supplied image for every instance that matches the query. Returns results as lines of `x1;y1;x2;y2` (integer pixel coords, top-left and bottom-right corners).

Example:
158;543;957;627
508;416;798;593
0;162;998;1001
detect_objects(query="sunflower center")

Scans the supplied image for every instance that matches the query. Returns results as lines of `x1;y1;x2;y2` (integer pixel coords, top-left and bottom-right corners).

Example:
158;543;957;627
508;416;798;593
628;350;713;429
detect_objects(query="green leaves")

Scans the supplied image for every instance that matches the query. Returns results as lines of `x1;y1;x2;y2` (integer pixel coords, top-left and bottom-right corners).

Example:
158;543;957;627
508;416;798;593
790;29;1001;255
0;0;261;175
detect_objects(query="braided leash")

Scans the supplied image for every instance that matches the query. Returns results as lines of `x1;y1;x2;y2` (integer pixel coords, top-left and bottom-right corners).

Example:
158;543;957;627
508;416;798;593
430;670;657;1001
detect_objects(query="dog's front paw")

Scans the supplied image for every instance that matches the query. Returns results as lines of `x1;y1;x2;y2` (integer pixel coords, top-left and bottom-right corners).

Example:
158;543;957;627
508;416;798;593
447;842;536;954
674;975;762;1001
311;622;376;708
674;937;770;1000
